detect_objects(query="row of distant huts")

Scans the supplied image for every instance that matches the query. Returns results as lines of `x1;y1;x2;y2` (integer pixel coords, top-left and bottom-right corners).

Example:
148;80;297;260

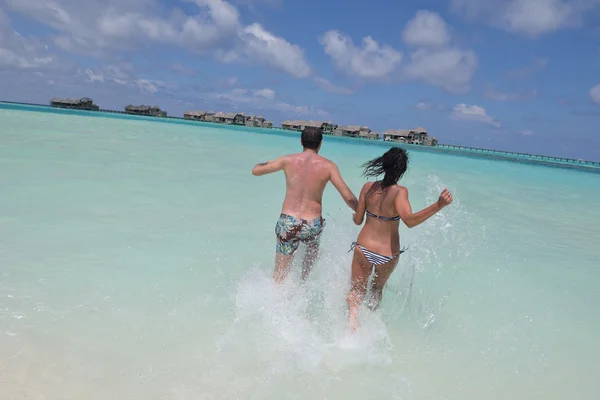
282;120;378;140
49;97;437;146
50;97;167;117
183;110;273;128
281;120;438;146
50;97;100;111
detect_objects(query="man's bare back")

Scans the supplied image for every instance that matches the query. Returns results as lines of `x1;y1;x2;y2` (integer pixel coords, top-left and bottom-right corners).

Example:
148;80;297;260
275;151;357;220
252;127;358;283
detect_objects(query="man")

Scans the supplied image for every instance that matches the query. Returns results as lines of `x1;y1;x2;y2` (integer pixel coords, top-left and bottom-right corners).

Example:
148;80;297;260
252;127;358;284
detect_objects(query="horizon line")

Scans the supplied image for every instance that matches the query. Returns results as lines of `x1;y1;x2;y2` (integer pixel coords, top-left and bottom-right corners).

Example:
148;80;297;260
1;100;599;171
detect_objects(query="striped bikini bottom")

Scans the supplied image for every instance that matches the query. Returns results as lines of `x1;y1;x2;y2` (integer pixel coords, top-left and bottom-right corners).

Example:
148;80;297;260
349;242;406;266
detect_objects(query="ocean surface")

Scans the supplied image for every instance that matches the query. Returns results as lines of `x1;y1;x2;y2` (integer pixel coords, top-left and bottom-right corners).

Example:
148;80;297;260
1;107;599;400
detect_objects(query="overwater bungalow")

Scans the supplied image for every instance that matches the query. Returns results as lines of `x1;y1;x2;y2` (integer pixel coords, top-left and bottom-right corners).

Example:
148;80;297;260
203;111;216;122
233;113;246;125
184;110;206;120
383;127;436;145
125;104;166;117
50;97;99;111
212;112;236;124
245;116;273;128
321;122;338;134
281;120;335;133
358;127;379;140
333;125;361;137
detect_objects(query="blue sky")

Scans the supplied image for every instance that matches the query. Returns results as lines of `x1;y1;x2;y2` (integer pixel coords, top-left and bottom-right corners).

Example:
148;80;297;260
1;0;600;160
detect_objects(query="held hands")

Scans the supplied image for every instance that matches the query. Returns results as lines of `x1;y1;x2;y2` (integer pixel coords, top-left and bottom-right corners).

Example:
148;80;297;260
437;188;453;208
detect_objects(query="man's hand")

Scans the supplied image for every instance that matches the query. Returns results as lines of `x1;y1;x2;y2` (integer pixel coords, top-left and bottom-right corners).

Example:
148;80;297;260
437;188;453;208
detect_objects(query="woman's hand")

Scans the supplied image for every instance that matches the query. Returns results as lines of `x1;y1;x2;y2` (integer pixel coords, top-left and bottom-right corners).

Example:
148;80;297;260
437;188;453;208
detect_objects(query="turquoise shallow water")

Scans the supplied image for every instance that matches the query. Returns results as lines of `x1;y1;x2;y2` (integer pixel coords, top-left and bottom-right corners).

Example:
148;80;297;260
1;107;599;399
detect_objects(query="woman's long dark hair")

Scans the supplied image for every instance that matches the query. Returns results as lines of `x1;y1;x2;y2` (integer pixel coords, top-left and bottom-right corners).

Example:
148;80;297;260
362;147;409;198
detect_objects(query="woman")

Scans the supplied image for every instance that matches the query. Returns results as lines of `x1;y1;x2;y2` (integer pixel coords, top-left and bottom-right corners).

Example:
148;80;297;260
347;147;453;331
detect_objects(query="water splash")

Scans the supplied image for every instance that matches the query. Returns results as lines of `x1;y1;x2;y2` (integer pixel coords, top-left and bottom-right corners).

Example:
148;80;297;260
384;175;486;332
189;175;488;398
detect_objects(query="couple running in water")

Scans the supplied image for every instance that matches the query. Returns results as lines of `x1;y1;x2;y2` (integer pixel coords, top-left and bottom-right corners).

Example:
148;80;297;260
252;127;453;330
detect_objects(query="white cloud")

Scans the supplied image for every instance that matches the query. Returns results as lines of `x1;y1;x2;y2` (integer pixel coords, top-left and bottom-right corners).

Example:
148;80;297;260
80;70;173;94
399;10;478;93
414;101;448;111
318;13;478;93
212;86;327;116
316;11;476;93
589;84;600;105
451;103;501;128
1;0;311;78
84;68;104;83
0;48;53;70
319;30;402;80
402;10;450;47
450;0;599;37
313;77;354;95
275;102;329;117
415;102;433;110
0;9;57;70
521;129;534;135
76;64;140;87
231;23;311;78
403;47;478;94
218;87;276;101
133;79;164;94
0;56;169;111
254;88;275;99
498;0;579;36
484;87;537;101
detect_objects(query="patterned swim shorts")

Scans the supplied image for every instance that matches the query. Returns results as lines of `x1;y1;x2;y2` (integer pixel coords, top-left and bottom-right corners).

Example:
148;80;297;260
275;214;325;255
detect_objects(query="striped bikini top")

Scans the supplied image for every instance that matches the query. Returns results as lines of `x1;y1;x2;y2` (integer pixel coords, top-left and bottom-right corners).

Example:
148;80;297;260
366;210;401;221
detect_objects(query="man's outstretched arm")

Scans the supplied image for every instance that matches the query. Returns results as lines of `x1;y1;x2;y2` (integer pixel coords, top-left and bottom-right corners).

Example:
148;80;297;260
329;163;358;211
252;156;286;176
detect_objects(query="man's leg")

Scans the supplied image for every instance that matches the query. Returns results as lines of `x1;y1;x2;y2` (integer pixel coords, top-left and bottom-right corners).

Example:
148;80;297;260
300;217;325;281
274;251;295;284
301;240;320;281
273;214;300;284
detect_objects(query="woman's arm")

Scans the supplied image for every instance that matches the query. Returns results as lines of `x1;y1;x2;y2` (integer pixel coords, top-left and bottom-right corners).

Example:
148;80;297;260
352;183;370;225
395;187;453;228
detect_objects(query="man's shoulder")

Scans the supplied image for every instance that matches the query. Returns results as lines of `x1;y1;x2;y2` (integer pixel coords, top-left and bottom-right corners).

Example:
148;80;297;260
278;153;297;163
316;155;336;168
323;158;341;176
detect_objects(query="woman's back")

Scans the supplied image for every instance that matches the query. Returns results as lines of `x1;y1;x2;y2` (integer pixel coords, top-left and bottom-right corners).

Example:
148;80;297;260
347;147;453;332
356;181;402;256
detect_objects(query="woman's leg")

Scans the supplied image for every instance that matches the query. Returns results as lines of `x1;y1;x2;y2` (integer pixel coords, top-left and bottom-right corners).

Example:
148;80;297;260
346;248;371;332
368;257;400;311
